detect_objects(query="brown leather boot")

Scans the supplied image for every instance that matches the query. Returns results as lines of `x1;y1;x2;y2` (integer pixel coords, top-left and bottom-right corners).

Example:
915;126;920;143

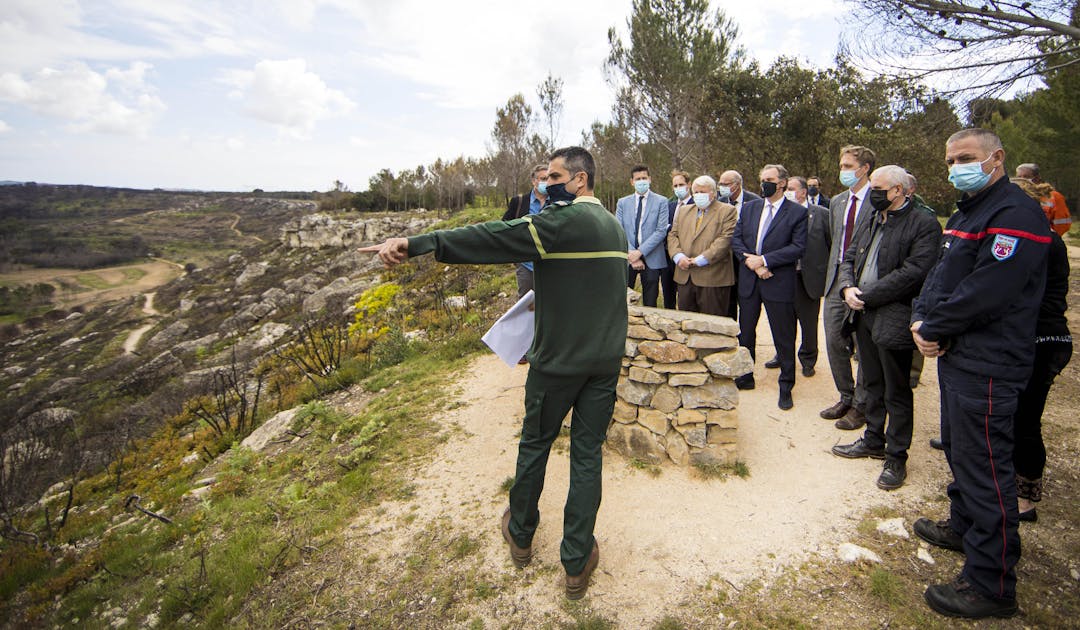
501;507;532;568
834;406;866;430
565;542;600;600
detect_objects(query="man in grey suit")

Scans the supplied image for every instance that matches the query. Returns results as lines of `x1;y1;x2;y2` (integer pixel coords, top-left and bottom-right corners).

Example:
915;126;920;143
766;176;831;375
616;165;670;307
821;145;876;429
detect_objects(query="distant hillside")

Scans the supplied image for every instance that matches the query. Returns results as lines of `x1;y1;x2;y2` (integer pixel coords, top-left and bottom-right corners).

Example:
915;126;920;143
0;184;321;271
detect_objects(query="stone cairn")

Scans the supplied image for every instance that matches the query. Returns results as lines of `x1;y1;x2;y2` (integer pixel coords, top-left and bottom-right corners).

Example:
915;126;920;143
607;305;753;468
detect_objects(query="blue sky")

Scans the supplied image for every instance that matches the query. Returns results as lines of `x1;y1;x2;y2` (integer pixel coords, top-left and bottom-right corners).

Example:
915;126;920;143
0;0;844;191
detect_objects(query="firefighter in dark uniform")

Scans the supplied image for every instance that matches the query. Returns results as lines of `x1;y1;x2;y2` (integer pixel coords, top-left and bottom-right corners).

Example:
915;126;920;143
910;128;1051;619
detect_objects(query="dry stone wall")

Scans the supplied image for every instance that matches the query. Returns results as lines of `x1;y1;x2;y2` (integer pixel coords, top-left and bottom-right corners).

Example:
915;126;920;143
608;306;753;468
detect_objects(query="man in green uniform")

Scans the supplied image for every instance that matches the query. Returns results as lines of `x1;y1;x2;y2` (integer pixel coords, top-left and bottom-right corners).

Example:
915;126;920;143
360;146;628;600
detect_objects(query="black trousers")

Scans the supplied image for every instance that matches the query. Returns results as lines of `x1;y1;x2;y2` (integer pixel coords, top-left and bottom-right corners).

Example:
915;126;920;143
938;359;1024;601
628;265;660;307
794;273;820;369
726;252;739;321
738;289;796;395
1013;341;1072;483
854;313;914;462
660;264;677;309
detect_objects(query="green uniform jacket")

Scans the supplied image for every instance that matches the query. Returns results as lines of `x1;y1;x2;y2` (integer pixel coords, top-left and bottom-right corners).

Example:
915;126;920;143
408;196;629;376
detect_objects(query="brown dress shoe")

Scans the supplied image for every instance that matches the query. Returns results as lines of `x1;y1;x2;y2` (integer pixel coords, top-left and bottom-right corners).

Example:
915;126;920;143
819;400;851;420
501;507;532;568
565;542;600;600
835;406;866;430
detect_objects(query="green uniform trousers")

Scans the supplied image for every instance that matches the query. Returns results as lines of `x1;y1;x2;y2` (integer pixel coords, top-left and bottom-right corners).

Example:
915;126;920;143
506;367;618;575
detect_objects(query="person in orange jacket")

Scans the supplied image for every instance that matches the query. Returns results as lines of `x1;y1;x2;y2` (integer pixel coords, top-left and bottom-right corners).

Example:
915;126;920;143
1017;163;1072;236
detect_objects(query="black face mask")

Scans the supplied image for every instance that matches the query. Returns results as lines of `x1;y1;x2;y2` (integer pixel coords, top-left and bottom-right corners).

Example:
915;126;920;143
760;181;778;198
807;185;819;197
545;175;579;204
868;189;893;212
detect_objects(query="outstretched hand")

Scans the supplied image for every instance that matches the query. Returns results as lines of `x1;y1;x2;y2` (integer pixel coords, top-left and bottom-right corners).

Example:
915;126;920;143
358;237;410;267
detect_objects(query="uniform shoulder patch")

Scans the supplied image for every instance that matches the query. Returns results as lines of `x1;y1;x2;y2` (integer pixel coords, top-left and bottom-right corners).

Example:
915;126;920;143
991;233;1018;261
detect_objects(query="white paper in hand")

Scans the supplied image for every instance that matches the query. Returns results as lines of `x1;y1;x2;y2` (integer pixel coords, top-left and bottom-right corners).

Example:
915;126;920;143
482;290;535;367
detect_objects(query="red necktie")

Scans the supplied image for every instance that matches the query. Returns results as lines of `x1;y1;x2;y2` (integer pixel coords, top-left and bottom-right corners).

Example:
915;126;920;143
842;195;858;253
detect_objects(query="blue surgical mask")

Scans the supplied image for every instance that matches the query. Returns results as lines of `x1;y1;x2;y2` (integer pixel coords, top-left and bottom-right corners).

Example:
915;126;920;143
948;155;994;193
693;192;711;208
634;180;650;195
718;185;732;199
537;181;547;195
839;169;859;188
674;185;689;200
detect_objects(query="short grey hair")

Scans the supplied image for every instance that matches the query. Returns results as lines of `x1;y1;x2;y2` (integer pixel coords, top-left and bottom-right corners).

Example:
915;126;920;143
692;175;717;191
789;176;807;191
902;171;917;195
871;165;910;190
947;128;1003;153
719;170;743;185
1016;162;1039;177
760;164;789;180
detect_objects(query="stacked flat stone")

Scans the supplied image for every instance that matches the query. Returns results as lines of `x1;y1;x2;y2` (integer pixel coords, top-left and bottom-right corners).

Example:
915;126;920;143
608;305;753;467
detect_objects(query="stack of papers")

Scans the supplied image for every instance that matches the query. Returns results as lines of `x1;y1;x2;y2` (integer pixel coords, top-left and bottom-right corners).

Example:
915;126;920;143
482;290;535;367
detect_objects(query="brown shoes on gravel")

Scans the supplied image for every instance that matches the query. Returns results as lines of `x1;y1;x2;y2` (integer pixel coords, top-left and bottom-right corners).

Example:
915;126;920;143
565;542;600;600
501;507;533;569
502;507;600;599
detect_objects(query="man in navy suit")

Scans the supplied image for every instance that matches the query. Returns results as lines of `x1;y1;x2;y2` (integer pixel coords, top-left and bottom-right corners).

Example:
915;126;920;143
807;175;830;208
616;165;670;307
718;170;761;322
731;164;808;410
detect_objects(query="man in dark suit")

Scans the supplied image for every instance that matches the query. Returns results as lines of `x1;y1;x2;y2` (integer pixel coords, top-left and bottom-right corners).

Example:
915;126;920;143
731;164;808;410
718;170;761;322
662;170;692;309
616;165;670;307
765;176;830;376
807;176;830;208
821;146;876;430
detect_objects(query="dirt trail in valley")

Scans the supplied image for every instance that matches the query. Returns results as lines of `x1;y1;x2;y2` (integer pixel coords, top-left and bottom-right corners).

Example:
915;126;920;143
347;312;953;627
122;292;160;354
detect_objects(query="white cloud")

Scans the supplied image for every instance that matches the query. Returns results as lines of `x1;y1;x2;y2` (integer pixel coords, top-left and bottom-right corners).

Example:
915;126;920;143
221;58;353;138
0;61;165;136
0;120;11;134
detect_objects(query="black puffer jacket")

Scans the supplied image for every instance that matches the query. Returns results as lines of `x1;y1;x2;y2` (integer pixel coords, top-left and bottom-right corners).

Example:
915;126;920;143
839;200;942;349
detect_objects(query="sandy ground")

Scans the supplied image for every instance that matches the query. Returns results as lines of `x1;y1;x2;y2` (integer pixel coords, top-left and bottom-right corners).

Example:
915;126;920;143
349;311;952;627
0;260;182;309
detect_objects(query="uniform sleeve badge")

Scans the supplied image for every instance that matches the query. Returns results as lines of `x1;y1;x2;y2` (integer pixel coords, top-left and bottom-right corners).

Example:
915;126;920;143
991;234;1018;261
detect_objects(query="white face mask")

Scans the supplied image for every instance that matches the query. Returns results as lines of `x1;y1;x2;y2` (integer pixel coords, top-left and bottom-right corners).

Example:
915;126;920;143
784;191;797;203
693;192;712;208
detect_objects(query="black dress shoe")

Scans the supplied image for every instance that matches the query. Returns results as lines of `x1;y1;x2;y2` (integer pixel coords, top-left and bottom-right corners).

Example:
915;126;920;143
924;576;1018;619
929;437;944;450
735;374;755;390
802;365;815;377
913;517;964;552
877;459;906;490
1018;508;1037;522
819;400;851;420
831;438;885;459
834;407;866;430
764;356;780;369
778;391;793;410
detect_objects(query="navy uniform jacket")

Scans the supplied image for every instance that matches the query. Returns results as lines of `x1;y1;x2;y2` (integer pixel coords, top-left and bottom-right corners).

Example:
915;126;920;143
731;197;807;303
912;177;1050;382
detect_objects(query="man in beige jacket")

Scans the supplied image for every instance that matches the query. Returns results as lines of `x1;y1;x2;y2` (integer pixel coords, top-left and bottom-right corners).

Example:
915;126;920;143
667;174;738;316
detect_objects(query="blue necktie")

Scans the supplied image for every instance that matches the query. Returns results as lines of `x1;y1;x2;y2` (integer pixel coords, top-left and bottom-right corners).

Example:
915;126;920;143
633;195;643;248
757;202;775;254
